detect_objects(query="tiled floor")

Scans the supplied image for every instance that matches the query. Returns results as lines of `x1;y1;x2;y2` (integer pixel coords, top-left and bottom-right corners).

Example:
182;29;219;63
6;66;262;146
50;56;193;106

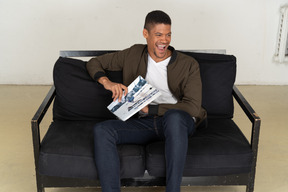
0;85;287;192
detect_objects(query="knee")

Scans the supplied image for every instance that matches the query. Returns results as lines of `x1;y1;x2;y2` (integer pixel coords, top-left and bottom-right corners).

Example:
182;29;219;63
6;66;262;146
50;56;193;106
163;109;195;136
163;109;193;125
93;121;116;143
164;109;189;120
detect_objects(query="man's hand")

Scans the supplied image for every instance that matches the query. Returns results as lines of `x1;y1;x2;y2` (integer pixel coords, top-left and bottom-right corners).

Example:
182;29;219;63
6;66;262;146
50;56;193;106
98;77;128;102
140;106;149;114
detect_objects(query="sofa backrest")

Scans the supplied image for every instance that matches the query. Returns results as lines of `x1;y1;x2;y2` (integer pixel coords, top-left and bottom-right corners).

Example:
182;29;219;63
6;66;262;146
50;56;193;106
53;57;122;121
181;52;236;119
52;51;236;121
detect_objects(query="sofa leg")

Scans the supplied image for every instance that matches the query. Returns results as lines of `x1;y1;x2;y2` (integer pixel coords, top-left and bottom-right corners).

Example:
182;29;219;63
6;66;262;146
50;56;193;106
37;184;45;192
246;184;254;192
35;175;45;192
246;173;255;192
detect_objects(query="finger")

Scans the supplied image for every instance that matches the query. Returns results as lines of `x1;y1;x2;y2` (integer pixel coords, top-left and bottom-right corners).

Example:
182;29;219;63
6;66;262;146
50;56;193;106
122;85;128;96
115;84;124;102
111;89;115;99
111;84;117;100
111;86;116;100
118;84;123;102
113;86;119;101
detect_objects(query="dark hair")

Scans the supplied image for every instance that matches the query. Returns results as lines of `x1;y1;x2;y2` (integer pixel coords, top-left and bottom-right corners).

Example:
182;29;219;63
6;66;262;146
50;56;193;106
144;10;171;31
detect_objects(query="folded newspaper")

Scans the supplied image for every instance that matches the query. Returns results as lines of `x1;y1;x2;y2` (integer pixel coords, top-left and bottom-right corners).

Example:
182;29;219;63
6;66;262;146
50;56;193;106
107;76;161;121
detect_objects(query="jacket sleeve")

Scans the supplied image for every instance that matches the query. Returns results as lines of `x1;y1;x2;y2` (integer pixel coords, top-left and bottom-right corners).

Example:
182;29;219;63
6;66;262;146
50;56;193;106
86;48;130;81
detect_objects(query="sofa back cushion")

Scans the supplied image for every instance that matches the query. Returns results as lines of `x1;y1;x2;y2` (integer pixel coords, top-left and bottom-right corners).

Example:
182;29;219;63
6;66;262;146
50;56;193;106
53;57;122;121
53;51;236;121
182;52;236;119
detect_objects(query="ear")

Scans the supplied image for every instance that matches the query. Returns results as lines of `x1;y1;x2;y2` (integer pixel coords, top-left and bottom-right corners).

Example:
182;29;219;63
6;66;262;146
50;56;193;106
143;28;148;39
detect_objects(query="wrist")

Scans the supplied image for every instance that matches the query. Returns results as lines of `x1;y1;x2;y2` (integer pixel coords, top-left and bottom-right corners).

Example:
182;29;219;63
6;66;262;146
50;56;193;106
98;76;109;85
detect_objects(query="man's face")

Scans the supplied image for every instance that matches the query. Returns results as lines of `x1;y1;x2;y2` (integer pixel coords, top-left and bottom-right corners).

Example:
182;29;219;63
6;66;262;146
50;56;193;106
143;23;171;62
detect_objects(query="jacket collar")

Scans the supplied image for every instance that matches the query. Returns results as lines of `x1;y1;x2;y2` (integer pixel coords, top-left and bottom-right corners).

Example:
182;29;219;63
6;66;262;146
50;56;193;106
168;46;177;65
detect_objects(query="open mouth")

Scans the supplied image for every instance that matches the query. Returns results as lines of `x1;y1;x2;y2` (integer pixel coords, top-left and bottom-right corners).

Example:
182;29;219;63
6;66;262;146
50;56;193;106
157;44;166;52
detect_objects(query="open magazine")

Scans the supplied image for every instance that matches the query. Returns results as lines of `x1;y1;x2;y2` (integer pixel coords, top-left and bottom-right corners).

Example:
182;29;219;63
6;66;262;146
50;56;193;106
107;76;161;121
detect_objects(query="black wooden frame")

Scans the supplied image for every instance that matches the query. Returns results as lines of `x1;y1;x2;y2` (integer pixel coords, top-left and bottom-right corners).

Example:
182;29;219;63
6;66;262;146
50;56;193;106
31;51;261;192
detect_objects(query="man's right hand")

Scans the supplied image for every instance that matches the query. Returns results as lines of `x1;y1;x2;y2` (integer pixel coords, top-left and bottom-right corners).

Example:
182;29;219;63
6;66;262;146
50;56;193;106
98;77;128;102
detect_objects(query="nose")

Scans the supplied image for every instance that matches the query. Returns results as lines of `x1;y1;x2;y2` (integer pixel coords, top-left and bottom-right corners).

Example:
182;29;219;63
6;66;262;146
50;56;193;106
161;35;169;43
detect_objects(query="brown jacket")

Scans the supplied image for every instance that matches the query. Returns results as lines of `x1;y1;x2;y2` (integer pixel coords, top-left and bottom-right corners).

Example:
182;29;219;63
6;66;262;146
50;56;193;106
86;44;207;125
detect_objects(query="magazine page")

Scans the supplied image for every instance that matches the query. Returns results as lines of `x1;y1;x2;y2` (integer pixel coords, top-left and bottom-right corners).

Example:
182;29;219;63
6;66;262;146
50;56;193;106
107;76;161;121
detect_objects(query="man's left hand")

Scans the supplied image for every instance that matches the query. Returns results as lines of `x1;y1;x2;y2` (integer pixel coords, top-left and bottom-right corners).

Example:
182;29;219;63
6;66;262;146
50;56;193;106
141;106;149;114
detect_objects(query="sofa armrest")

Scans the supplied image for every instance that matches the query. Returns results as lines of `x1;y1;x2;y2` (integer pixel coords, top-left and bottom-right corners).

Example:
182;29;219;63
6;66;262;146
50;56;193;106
31;85;56;166
232;85;261;189
232;86;261;146
233;85;261;147
32;85;56;124
232;86;260;123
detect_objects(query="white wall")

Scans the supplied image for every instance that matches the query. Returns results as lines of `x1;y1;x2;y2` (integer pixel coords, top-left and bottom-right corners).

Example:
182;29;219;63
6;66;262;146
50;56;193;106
0;0;288;85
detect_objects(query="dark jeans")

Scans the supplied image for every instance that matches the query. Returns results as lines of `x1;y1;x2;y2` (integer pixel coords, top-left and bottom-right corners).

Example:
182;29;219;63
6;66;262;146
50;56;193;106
93;109;195;192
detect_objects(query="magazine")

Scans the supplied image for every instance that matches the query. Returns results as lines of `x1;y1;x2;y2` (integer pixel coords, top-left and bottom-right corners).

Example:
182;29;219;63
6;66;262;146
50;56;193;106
107;76;161;121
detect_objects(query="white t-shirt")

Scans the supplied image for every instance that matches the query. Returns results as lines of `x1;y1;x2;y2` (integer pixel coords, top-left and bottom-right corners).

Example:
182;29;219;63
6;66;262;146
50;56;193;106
145;54;178;105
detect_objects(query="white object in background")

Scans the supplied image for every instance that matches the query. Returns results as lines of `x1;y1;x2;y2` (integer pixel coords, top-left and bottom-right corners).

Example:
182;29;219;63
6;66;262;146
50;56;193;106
274;5;288;63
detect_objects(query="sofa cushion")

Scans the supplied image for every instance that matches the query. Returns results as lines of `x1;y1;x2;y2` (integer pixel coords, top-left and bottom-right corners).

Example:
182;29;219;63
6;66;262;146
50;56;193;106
39;121;146;179
146;118;252;177
53;52;236;121
53;57;123;121
182;52;236;119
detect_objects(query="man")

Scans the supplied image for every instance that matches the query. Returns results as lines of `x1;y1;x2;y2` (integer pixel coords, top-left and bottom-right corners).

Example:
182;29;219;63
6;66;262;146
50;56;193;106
86;10;206;192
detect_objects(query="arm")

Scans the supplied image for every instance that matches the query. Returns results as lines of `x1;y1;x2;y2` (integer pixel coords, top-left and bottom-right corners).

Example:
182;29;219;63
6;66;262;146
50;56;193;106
86;50;129;101
86;51;125;81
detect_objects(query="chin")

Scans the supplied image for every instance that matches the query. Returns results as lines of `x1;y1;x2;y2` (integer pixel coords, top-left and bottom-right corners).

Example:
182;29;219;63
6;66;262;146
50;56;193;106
155;52;166;59
153;49;164;56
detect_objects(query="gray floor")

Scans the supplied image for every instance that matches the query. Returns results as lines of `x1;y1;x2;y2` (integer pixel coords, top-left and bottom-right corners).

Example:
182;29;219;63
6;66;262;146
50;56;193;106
0;85;287;192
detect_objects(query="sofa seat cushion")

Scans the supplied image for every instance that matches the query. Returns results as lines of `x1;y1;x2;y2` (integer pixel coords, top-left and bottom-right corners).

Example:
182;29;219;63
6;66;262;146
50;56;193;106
146;118;253;177
39;120;146;179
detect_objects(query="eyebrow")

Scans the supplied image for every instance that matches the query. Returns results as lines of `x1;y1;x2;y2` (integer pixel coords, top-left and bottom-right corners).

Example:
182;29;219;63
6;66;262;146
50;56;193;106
154;32;172;35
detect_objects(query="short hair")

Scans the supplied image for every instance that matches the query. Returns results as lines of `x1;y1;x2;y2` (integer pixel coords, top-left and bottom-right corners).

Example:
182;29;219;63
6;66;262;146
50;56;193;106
144;10;171;31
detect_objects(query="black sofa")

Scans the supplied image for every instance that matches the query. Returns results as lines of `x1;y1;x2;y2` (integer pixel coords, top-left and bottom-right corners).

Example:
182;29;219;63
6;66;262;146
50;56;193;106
31;50;261;192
